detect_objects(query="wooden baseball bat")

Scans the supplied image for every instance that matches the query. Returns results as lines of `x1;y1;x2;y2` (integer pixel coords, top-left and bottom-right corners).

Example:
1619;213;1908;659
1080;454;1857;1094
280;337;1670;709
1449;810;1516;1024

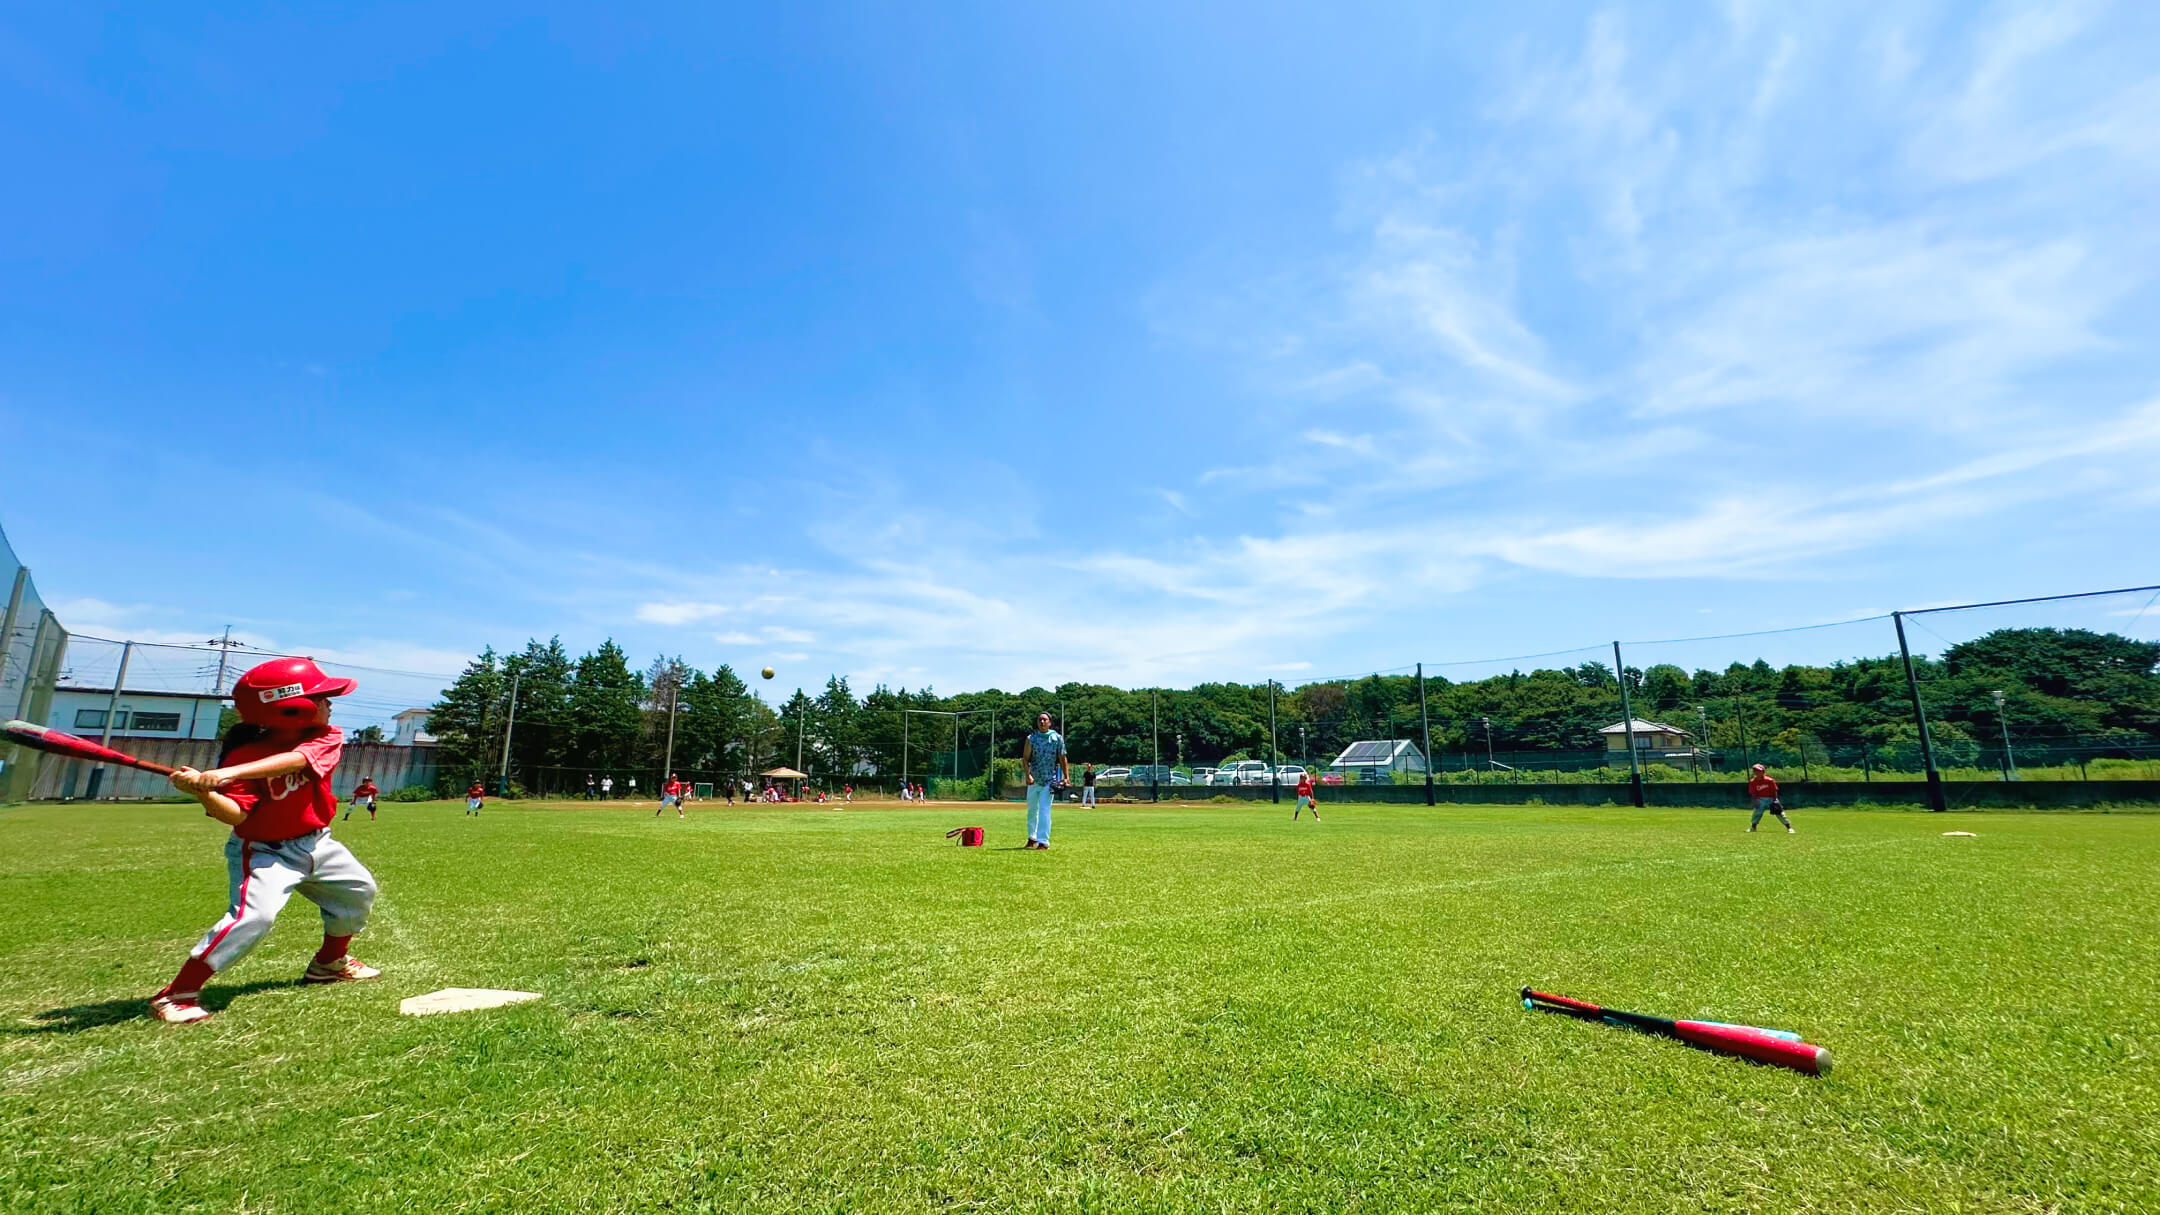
1522;987;1831;1075
0;719;177;777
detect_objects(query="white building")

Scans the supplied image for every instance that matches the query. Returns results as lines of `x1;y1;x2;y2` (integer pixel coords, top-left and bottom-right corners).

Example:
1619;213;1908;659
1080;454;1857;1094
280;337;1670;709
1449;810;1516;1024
392;708;437;746
48;685;226;741
1328;738;1429;779
1597;719;1696;761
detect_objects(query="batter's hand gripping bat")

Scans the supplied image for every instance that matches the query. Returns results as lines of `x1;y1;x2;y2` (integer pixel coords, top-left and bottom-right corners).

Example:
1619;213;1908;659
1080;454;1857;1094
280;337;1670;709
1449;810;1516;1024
0;719;177;776
1522;987;1831;1075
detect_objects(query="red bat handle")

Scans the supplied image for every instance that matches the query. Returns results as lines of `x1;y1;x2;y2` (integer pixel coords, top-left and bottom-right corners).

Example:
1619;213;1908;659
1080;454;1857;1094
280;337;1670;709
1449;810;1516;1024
1522;988;1605;1017
0;720;178;777
1675;1021;1833;1075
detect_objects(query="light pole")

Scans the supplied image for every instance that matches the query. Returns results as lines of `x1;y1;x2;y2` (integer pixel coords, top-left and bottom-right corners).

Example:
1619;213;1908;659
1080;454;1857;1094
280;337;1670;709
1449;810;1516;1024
1694;705;1710;782
1990;690;2017;781
1481;716;1495;775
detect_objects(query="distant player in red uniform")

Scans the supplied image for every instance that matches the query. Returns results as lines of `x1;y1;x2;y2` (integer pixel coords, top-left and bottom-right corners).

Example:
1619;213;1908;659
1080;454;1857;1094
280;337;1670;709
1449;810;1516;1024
150;658;381;1024
657;774;684;819
466;781;485;816
346;776;379;821
1293;770;1319;821
1747;763;1792;833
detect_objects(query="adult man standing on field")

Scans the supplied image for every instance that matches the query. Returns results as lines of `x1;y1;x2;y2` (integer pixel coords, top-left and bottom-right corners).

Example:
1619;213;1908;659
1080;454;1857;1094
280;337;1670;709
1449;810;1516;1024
1747;763;1793;833
1022;711;1069;850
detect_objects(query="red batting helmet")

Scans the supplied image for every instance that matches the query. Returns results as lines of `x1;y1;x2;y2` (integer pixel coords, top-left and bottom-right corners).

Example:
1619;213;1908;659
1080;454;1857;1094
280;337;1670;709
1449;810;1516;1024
232;657;357;728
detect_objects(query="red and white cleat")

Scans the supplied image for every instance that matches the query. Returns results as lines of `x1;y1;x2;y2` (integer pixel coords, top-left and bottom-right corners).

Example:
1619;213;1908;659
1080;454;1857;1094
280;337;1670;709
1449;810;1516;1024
148;994;213;1024
301;956;382;985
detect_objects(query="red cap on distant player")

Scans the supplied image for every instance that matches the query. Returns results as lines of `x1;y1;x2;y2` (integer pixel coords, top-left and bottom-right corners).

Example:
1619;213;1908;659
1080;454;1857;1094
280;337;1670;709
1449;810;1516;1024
232;657;357;728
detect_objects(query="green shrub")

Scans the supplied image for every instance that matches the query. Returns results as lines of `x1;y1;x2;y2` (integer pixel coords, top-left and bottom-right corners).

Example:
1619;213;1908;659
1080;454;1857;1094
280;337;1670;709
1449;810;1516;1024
386;785;435;802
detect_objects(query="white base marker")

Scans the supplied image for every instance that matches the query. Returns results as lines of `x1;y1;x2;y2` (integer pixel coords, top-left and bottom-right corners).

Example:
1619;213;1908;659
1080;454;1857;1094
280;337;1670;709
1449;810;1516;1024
399;988;544;1016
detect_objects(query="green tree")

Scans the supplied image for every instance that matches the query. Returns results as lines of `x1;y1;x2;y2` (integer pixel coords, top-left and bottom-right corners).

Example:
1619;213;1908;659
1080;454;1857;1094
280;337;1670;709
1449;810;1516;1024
569;640;644;772
507;637;575;792
428;648;505;792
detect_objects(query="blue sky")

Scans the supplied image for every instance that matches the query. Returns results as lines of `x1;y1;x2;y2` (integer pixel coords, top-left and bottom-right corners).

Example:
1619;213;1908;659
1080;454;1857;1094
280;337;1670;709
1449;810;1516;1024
4;1;2158;722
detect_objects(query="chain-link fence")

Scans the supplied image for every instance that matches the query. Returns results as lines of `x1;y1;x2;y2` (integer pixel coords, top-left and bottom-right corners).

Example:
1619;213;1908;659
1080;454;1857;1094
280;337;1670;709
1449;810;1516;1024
0;525;70;803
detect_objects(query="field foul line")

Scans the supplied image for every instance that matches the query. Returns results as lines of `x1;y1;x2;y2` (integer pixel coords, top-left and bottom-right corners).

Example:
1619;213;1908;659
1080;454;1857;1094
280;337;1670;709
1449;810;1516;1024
1011;837;1920;945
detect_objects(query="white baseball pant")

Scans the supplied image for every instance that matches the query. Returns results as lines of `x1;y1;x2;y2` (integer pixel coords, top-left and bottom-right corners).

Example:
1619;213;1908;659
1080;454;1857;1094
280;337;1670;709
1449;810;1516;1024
189;831;377;973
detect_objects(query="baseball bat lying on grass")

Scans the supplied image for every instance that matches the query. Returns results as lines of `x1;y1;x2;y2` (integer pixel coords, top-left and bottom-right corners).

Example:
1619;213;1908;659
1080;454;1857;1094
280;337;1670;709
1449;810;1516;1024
1522;987;1831;1075
0;719;176;776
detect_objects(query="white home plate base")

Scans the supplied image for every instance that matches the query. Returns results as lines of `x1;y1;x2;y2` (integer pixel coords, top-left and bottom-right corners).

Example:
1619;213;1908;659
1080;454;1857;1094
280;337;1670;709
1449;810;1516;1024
399;988;543;1016
1942;831;1978;837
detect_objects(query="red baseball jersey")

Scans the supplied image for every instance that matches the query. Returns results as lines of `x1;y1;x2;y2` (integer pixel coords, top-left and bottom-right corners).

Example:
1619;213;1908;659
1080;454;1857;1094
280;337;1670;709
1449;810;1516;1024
664;780;683;796
1747;774;1780;798
1296;775;1314;798
220;727;344;843
467;783;485;798
354;780;379;797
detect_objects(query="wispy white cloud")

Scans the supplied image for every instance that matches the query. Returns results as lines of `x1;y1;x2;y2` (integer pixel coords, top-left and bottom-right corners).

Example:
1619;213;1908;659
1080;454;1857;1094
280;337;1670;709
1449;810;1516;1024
638;601;731;626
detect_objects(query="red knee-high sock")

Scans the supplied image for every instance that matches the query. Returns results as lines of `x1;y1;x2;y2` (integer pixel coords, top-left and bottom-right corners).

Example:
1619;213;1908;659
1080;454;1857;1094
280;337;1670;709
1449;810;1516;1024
315;934;354;965
160;956;216;1001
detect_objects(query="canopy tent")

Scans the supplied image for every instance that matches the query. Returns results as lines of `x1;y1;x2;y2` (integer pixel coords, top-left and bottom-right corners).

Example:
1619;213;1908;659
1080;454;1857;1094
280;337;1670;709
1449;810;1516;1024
761;767;808;779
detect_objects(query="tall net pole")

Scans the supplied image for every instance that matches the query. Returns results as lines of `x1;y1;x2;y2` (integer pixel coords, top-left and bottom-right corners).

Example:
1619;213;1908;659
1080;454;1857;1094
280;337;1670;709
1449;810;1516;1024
1614;641;1645;807
1893;611;1948;812
1417;663;1434;806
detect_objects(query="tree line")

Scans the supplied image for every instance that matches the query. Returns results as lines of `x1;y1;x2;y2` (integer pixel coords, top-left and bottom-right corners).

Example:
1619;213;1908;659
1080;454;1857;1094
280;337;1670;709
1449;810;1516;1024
424;627;2160;793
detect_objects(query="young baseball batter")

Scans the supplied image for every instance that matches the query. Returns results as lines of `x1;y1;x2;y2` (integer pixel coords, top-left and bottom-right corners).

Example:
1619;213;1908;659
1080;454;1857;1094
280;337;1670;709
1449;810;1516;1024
150;658;380;1024
346;776;379;821
1747;763;1793;833
466;781;485;815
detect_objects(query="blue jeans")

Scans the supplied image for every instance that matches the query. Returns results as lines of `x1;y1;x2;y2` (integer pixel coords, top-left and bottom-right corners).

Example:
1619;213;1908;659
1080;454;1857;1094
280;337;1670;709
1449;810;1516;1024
1026;784;1055;843
1751;797;1790;829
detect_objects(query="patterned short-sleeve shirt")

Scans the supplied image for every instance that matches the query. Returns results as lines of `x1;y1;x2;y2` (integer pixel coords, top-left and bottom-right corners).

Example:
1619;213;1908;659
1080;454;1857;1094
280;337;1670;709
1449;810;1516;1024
1026;729;1066;784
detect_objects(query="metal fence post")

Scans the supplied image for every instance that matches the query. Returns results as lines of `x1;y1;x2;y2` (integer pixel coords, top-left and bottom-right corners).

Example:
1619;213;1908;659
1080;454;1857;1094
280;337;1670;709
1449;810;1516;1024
1893;611;1949;812
1613;642;1645;807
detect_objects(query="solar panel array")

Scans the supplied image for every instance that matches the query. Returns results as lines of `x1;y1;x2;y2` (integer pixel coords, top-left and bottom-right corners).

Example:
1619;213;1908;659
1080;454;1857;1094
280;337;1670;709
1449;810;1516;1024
1337;740;1401;764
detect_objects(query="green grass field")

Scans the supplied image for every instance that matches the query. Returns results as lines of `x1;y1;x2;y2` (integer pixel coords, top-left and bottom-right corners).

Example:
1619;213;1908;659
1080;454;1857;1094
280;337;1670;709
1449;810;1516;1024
4;799;2157;1213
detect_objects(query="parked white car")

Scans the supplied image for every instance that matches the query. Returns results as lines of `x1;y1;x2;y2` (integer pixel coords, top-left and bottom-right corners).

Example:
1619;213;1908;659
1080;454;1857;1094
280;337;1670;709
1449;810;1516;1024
1273;764;1308;787
1096;767;1132;786
1225;761;1273;786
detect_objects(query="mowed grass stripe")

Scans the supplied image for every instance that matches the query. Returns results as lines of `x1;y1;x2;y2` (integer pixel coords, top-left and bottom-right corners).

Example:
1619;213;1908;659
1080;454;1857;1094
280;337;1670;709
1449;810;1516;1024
2;801;2156;1212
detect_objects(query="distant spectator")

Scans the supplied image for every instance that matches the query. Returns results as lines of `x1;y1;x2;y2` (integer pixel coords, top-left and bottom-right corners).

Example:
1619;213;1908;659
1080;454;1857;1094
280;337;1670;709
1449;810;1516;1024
1080;764;1096;807
1022;712;1069;850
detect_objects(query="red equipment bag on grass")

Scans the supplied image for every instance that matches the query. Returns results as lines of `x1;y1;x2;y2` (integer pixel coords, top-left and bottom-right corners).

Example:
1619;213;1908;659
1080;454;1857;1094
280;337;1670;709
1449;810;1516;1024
945;826;985;847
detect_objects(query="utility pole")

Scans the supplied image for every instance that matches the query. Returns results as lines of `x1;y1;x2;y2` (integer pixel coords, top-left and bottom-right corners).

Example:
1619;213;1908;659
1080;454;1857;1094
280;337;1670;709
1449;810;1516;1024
1151;688;1161;804
496;664;520;796
795;688;806;776
86;641;135;799
1990;689;2017;781
901;708;909;795
1694;705;1710;782
660;674;680;791
1893;611;1948;812
1614;641;1645;807
1417;663;1434;806
1483;717;1496;774
1732;695;1752;769
208;626;238;694
1268;680;1280;804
